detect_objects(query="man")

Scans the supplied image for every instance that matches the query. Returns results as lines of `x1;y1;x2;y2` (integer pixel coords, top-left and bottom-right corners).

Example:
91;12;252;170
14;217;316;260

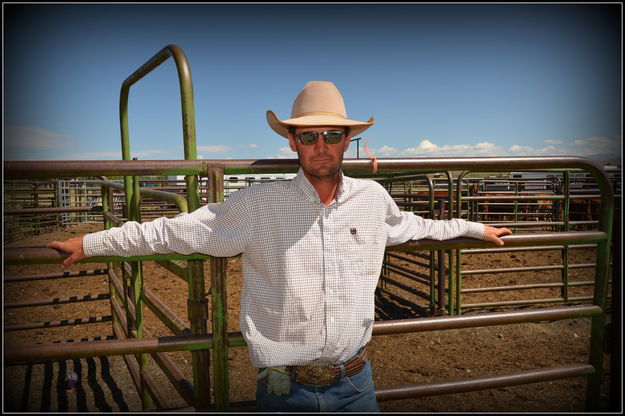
48;81;512;412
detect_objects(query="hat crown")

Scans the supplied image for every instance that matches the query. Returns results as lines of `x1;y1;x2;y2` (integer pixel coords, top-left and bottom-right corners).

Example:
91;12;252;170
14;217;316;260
291;81;347;119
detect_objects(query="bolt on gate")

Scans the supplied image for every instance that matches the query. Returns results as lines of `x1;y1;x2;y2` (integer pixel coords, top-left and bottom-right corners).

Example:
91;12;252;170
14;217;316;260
3;45;617;412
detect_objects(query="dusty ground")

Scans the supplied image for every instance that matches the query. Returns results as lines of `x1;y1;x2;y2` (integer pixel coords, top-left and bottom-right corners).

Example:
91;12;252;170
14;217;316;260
3;224;613;412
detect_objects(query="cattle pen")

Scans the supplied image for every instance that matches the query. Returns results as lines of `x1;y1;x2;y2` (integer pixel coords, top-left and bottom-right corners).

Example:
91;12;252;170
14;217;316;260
3;45;620;412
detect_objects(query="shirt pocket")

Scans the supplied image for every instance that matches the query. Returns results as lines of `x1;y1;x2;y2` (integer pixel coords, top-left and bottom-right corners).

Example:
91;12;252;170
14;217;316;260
337;225;368;277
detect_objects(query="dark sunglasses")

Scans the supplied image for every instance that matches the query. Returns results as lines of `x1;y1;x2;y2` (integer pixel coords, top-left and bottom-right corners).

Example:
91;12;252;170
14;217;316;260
296;130;345;145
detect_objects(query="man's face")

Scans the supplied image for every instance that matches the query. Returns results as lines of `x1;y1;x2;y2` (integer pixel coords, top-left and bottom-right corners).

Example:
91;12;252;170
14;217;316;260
287;126;352;180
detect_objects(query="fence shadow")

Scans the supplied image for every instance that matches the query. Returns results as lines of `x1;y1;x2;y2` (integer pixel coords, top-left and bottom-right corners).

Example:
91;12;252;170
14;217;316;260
375;287;430;320
4;356;130;412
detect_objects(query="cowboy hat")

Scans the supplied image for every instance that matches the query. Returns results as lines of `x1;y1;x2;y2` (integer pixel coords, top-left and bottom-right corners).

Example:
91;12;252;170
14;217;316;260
266;81;375;138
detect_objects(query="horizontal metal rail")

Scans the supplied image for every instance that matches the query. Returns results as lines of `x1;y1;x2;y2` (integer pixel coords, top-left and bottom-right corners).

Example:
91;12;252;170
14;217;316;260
375;364;594;401
4;304;600;363
5;315;113;332
4;206;103;215
99;179;189;213
2;155;611;177
3;268;108;282
4;293;110;309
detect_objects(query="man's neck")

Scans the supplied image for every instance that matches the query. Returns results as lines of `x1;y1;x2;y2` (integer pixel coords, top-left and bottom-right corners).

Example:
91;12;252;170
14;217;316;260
303;170;342;206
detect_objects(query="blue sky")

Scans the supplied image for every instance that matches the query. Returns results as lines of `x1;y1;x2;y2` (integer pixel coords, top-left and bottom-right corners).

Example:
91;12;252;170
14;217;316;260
3;3;622;165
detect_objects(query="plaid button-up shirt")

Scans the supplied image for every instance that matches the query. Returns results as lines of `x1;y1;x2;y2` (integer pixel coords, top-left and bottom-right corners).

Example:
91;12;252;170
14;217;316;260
84;168;484;368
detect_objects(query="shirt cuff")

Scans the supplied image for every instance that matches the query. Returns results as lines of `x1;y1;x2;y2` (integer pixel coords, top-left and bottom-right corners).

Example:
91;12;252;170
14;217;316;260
466;221;485;240
83;230;109;258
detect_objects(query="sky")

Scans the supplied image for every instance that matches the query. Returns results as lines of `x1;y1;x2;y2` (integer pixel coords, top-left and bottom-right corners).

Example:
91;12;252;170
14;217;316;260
3;3;622;165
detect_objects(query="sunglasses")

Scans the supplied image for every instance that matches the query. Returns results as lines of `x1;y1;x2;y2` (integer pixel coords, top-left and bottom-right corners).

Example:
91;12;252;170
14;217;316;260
296;130;345;145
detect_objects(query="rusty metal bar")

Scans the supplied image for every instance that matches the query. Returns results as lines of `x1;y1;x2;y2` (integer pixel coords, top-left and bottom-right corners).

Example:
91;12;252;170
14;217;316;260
372;304;601;336
4;268;108;282
462;281;593;294
141;287;191;336
3;155;607;178
3;332;235;363
104;211;124;227
4;206;102;215
4;315;113;332
387;231;606;251
462;264;564;275
207;164;230;410
462;244;596;254
3;159;207;179
4;293;110;309
99;179;189;213
155;260;188;283
375;364;594;402
461;297;593;310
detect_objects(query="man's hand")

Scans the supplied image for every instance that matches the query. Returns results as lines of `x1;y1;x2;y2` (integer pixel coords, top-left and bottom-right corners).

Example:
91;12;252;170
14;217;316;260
47;237;86;267
482;225;513;246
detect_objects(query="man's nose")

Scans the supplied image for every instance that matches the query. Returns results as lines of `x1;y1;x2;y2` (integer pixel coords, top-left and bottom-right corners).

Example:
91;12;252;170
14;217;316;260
313;135;329;151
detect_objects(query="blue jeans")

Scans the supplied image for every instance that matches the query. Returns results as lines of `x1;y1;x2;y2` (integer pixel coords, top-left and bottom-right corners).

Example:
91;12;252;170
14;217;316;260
256;359;380;412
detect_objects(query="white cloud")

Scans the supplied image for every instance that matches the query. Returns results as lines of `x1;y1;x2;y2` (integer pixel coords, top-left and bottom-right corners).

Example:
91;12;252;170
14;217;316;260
66;149;169;159
375;145;399;156
262;147;297;159
275;147;295;159
197;145;231;153
248;144;258;148
508;144;566;156
570;136;621;157
400;139;506;157
4;124;77;150
360;136;621;162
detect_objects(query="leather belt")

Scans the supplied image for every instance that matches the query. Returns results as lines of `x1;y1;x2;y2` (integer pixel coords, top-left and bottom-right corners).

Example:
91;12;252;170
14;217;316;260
290;347;368;387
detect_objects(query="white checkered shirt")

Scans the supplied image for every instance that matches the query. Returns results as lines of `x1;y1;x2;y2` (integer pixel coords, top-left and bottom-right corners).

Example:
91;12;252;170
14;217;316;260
84;168;484;368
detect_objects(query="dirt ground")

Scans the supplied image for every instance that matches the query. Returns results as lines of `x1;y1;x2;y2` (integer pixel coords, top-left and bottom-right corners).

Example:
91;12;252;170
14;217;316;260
3;224;614;412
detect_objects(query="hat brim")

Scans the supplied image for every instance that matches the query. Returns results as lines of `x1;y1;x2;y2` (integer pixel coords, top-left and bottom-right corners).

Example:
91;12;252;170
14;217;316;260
267;110;375;138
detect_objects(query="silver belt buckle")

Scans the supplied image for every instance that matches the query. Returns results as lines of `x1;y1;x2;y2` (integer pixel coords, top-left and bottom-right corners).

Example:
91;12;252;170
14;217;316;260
295;365;335;386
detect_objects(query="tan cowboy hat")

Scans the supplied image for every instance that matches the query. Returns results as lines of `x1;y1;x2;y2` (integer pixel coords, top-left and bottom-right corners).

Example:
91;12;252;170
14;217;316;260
267;81;375;138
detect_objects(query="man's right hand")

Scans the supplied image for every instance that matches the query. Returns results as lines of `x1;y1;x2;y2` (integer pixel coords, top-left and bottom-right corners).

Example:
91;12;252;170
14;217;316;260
47;237;86;267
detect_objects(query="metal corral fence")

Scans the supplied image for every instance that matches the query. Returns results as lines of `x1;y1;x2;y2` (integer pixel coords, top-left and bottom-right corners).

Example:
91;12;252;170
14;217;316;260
3;44;619;412
3;156;616;412
3;177;214;243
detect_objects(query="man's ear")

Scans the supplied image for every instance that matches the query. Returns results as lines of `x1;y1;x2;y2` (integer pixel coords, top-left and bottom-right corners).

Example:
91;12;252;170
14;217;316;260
343;133;352;153
287;132;298;152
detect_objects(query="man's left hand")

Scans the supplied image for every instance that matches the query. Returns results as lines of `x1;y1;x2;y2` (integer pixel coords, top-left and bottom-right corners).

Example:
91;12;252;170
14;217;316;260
482;225;513;246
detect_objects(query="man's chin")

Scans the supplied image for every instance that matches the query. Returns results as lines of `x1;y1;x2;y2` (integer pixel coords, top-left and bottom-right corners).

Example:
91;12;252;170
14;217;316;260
302;166;341;180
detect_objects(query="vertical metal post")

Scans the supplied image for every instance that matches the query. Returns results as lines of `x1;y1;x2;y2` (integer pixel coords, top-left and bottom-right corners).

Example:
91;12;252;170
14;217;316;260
208;165;230;411
102;183;123;375
129;175;152;409
436;198;447;315
186;260;211;410
585;167;614;411
609;206;621;411
561;171;571;302
453;172;471;316
185;164;211;412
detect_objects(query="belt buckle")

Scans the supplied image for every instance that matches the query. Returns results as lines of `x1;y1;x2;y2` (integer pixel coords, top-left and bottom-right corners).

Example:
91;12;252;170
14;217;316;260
295;365;335;387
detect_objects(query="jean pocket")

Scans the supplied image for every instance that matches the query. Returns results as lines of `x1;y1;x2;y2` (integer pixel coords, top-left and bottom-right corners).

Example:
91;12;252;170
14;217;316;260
344;360;373;394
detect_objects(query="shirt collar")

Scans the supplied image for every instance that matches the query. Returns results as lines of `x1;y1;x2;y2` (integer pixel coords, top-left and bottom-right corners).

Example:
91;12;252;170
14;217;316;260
292;167;352;205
